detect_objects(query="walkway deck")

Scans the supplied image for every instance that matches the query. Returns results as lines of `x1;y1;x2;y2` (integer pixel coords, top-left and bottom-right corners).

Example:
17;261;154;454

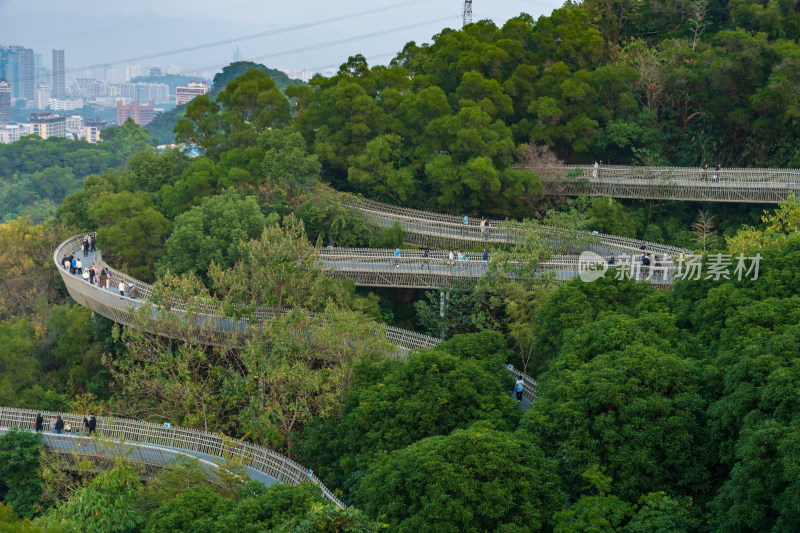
531;164;800;203
343;195;683;256
0;407;339;504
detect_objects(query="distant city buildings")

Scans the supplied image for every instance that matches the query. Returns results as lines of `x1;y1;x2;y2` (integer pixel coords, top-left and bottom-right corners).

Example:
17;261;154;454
284;69;313;83
117;101;154;126
149;67;162;77
29;112;66;139
175;81;209;105
0;123;28;144
65;115;84;134
0;81;10;125
49;98;84;111
52;50;66;99
126;62;141;81
35;84;50;110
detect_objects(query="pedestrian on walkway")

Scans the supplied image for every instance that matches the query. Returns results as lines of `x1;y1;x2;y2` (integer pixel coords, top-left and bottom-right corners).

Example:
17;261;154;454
70;257;77;274
103;268;111;289
55;416;64;435
608;253;615;265
83;239;89;257
713;163;720;182
63;256;70;271
75;258;83;275
422;249;430;270
90;233;96;252
129;284;137;299
394;247;401;268
49;417;56;432
64;422;71;433
457;251;465;270
87;414;96;435
514;377;525;403
119;280;126;296
82;416;89;434
88;265;95;285
480;217;487;238
447;249;455;268
34;413;43;432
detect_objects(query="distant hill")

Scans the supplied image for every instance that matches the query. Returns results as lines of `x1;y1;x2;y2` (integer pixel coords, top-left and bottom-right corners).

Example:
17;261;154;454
209;61;303;96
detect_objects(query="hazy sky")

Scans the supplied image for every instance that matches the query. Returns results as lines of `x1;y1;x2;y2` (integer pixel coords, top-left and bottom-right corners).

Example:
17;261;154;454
0;0;562;77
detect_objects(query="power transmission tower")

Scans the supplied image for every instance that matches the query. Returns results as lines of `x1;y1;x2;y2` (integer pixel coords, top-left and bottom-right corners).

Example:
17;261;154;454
462;0;472;27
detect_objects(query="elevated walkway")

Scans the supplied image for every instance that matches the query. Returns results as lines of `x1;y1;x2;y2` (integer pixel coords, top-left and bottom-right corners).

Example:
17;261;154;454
0;406;342;506
342;195;682;256
53;238;538;403
532;164;800;203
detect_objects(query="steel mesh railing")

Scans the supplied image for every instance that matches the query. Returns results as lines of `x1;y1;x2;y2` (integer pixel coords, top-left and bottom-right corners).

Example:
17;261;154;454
0;406;343;506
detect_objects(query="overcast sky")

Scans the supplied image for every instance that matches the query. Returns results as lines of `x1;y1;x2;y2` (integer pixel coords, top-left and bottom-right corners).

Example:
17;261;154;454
0;0;562;77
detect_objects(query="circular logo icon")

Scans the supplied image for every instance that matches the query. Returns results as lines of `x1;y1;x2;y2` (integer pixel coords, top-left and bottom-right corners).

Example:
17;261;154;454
579;251;608;283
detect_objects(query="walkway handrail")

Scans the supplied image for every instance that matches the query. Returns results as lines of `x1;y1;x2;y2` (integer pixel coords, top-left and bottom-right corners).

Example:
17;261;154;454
506;367;537;403
342;194;683;255
55;236;440;353
0;406;344;507
530;164;800;184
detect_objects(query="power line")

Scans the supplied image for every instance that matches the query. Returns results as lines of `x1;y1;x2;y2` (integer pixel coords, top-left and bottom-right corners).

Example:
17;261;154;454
68;0;429;75
22;0;282;46
187;16;458;78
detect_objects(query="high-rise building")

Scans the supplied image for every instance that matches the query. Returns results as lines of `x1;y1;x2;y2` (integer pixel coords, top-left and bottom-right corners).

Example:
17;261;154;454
117;100;154;126
167;65;181;75
149;67;162;77
52;50;66;99
0;46;35;100
176;81;209;105
0;80;11;125
126;62;140;81
29;112;66;139
0;81;11;125
34;83;50;110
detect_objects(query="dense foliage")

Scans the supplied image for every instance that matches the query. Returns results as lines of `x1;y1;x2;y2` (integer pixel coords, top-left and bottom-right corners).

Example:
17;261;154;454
2;1;800;530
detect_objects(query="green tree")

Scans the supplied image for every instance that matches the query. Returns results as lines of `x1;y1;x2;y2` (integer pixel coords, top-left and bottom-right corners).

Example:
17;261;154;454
39;465;143;533
88;191;172;280
553;466;633;533
300;332;519;491
0;429;44;519
277;503;387;533
156;189;266;279
347;134;416;205
260;128;321;201
100;119;156;164
358;422;564;532
519;314;709;502
144;485;226;533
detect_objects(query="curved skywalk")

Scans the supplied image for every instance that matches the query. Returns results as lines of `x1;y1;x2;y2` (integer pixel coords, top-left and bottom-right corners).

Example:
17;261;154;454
0;406;342;506
533;164;800;203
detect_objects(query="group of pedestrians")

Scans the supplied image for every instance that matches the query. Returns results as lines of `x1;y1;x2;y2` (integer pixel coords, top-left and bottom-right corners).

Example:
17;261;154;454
81;232;96;256
392;247;491;270
461;214;493;238
700;163;721;182
34;412;96;435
